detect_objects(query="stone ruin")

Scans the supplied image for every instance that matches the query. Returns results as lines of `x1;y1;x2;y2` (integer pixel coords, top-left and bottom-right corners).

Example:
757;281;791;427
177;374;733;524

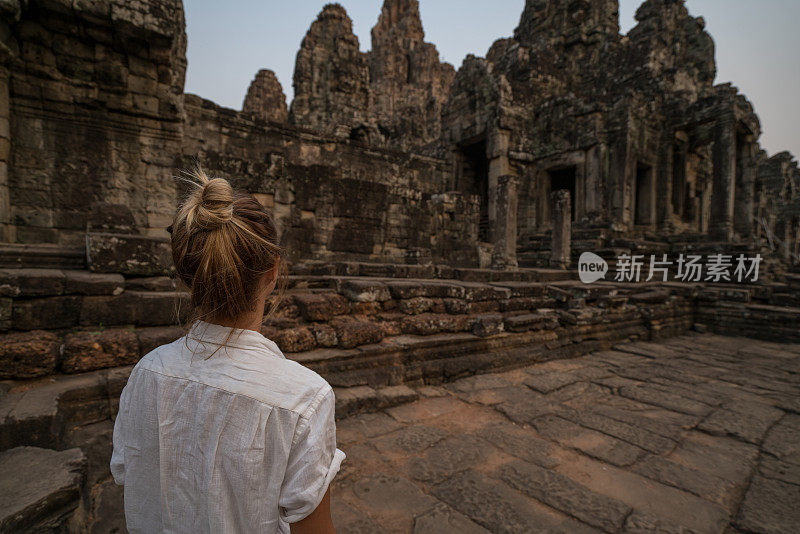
0;0;798;531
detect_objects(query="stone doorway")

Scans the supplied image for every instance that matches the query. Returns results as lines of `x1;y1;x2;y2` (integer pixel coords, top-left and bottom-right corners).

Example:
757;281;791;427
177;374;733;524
548;167;577;221
457;139;490;241
634;163;654;226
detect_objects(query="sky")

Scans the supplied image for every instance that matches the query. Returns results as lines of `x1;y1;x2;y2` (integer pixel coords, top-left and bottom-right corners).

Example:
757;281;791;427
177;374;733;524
184;1;799;158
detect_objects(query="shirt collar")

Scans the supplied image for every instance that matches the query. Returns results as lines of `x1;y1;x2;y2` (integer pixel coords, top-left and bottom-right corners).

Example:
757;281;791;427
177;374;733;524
187;320;284;358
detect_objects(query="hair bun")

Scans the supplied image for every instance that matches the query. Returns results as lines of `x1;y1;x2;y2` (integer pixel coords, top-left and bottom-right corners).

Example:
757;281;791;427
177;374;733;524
193;177;234;230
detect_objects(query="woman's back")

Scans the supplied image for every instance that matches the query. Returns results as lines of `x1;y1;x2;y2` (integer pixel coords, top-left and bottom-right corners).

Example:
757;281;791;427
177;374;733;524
112;320;344;533
111;168;344;533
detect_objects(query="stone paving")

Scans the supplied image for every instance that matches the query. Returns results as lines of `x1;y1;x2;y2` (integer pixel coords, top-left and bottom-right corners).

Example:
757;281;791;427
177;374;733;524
330;334;800;534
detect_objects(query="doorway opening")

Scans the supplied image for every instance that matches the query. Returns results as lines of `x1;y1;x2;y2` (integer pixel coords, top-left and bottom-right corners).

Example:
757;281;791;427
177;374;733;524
457;139;490;241
548;166;577;221
635;163;653;225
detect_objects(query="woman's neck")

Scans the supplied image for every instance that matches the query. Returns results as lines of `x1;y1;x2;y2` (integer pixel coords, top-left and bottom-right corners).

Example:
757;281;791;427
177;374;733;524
207;296;267;333
207;311;263;333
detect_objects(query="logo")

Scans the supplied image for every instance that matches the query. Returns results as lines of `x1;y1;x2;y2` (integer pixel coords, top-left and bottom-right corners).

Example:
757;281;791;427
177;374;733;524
578;252;608;284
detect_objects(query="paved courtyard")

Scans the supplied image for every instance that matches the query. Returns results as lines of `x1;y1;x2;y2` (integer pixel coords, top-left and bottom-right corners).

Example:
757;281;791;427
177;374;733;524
330;334;800;534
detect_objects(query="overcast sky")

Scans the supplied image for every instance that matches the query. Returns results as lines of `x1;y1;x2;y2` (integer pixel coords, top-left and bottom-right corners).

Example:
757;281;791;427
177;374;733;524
185;1;799;158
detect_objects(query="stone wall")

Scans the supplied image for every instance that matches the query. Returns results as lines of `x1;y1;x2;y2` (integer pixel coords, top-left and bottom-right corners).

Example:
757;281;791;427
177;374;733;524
2;0;186;246
183;94;480;265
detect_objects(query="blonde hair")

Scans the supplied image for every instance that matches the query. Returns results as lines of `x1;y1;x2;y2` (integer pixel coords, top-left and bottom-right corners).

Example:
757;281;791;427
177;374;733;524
169;166;286;327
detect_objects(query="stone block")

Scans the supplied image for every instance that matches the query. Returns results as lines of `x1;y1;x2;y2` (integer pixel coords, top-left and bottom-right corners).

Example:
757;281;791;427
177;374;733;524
334;386;379;418
80;293;139;326
330;317;383;349
0;330;59;378
293;292;347;321
273;326;317;353
125;276;177;292
337;279;391;302
0;268;65;297
398;296;434;315
86;202;137;233
64;270;124;295
376;385;418;408
80;291;189;327
13;296;81;330
86;232;173;276
472;313;504;337
136;291;191;326
500;459;631;532
0;447;86;533
61;328;140;373
400;313;472;336
309;323;338;347
0;297;10;331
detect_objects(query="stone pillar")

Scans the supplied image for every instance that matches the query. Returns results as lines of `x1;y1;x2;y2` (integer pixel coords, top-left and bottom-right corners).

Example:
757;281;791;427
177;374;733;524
0;17;15;243
492;174;518;269
550;189;571;269
734;138;756;239
0;64;11;243
671;136;688;222
487;129;511;241
710;120;737;241
656;140;674;230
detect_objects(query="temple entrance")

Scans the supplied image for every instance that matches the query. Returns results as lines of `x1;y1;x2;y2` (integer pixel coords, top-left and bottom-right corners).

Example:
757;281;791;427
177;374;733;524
457;139;490;241
548;166;577;221
634;163;653;225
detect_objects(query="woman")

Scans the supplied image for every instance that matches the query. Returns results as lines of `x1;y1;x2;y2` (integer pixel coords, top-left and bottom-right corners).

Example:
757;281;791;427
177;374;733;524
111;168;344;533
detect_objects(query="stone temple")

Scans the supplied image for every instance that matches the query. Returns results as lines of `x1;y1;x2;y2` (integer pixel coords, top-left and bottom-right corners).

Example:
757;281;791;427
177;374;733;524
0;1;799;532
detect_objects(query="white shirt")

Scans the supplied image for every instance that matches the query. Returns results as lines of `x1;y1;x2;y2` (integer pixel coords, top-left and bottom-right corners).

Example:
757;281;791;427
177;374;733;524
111;320;345;533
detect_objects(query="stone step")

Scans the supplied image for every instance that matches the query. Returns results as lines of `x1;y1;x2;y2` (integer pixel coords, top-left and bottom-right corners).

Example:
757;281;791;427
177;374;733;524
0;367;130;451
0;244;85;270
0;446;87;532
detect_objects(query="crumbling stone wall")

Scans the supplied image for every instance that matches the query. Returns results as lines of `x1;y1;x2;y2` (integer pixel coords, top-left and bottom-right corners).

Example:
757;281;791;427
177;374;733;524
2;0;186;246
183;94;480;266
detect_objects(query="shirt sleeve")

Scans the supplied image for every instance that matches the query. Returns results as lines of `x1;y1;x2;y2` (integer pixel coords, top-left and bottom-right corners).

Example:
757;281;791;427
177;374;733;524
279;386;346;524
110;382;130;485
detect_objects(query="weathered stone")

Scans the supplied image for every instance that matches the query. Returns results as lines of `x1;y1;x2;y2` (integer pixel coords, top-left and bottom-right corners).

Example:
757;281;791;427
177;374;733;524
698;402;784;444
530;415;646;467
124;276;177;292
64;271;124;296
334;385;379;418
13;295;81;330
500;459;631;532
86;202;138;234
631;454;738;509
293;292;349;321
400;313;471;336
61;328;140;373
431;470;594;534
374;425;448;454
338;279;391;303
408;435;492;484
736;475;800;534
330;317;383;349
86;233;173;276
242;69;288;123
272;326;317;353
0;447;86;533
0;268;64;297
0;330;59;378
353;474;437;515
413;502;490;534
309;323;338;348
472;313;503;337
